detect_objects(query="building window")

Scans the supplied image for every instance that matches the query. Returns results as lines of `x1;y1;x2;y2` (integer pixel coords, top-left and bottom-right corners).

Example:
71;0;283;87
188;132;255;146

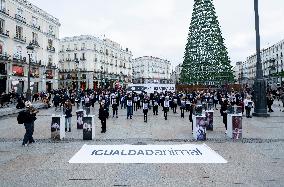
0;18;4;33
32;32;38;42
48;39;53;48
82;43;85;50
0;42;3;54
32;16;38;27
49;25;54;35
17;7;23;16
14;46;22;59
0;0;6;11
16;25;23;39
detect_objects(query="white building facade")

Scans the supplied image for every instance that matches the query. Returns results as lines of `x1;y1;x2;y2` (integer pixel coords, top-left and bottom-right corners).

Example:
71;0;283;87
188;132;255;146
58;35;132;89
132;56;171;84
245;39;284;85
0;0;60;94
170;63;182;84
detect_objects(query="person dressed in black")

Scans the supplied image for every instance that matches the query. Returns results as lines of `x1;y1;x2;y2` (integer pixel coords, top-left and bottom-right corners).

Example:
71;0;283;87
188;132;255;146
180;97;186;118
220;99;229;134
99;102;108;133
152;96;159;115
172;95;178;113
142;97;149;122
163;96;170;120
111;94;118;118
22;101;38;146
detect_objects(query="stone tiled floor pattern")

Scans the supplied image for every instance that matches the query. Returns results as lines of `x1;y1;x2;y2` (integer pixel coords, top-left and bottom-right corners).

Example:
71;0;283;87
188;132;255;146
0;102;283;186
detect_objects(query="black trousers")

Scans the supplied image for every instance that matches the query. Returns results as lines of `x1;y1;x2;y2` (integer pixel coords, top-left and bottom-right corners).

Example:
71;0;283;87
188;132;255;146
101;119;106;132
143;109;148;122
113;109;118;117
180;108;185;118
23;122;34;144
164;107;168;120
153;106;158;115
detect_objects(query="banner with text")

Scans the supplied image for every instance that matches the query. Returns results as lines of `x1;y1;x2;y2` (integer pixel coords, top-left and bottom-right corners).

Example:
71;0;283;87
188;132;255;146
69;144;227;163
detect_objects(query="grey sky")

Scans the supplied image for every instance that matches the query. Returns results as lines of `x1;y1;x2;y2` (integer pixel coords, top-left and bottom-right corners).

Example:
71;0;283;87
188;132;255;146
29;0;284;68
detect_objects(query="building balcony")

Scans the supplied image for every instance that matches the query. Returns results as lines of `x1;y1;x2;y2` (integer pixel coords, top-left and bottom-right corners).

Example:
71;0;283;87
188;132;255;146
0;53;10;61
0;29;9;38
0;8;9;16
13;55;26;63
14;14;26;24
14;35;26;43
30;40;40;48
32;24;41;31
47;46;55;53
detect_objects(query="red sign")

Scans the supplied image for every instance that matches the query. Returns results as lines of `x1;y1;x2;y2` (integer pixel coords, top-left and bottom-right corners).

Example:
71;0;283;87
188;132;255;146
12;65;24;76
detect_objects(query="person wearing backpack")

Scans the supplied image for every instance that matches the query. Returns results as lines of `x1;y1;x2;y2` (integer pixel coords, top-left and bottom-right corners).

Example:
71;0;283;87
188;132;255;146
21;101;38;146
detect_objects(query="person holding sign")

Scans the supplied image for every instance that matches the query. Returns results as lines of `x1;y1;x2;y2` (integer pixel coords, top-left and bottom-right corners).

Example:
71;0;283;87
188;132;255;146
163;96;170;120
126;94;133;119
152;95;159;115
111;93;118;118
180;97;186;118
172;95;178;113
244;95;254;118
142;97;150;122
99;102;108;133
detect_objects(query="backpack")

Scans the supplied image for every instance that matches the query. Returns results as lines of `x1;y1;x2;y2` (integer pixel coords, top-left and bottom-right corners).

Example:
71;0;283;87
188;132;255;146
17;110;27;124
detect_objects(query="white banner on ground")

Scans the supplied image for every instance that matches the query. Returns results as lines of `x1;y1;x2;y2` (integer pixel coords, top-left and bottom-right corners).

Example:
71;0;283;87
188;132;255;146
69;144;227;164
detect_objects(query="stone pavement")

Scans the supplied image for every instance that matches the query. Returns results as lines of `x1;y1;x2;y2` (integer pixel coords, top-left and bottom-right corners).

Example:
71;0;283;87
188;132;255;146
0;101;283;186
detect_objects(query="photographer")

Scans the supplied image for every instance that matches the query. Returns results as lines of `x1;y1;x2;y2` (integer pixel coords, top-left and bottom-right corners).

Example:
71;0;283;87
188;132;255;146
21;101;38;146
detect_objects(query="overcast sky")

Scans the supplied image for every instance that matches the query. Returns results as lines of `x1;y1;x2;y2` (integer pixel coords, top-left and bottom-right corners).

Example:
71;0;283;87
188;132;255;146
29;0;284;68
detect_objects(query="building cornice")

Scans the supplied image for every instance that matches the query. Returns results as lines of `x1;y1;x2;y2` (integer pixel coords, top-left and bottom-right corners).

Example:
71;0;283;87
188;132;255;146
12;0;61;26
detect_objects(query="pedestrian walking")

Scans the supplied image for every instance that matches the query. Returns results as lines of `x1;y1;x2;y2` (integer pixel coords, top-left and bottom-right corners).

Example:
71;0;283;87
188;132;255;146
21;101;38;146
220;99;228;134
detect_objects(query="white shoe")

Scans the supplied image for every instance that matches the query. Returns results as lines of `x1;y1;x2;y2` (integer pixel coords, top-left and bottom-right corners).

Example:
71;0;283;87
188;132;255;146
225;130;227;134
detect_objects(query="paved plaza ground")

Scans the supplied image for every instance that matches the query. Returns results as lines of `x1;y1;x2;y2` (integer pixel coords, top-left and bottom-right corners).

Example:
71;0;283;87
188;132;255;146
0;102;283;186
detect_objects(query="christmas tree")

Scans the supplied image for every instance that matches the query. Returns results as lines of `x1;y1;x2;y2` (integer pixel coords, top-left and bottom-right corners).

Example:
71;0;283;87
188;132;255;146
180;0;234;85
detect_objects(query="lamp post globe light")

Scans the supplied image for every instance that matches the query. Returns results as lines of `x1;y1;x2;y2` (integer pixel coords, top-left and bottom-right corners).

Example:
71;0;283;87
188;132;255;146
26;43;34;101
252;0;269;117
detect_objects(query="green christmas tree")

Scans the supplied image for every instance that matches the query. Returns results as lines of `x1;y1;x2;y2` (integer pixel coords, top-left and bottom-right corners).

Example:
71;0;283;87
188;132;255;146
180;0;234;85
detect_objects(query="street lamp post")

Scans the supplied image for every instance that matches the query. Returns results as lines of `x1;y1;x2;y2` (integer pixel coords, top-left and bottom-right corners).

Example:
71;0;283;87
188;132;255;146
26;43;34;101
100;66;103;89
252;0;269;117
75;59;80;97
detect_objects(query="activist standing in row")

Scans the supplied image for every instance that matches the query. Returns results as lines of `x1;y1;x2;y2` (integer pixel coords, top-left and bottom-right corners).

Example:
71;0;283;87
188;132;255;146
163;96;170;120
126;94;133;119
99;102;108;133
244;95;254;118
111;93;118;118
142;97;149;122
64;99;72;132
